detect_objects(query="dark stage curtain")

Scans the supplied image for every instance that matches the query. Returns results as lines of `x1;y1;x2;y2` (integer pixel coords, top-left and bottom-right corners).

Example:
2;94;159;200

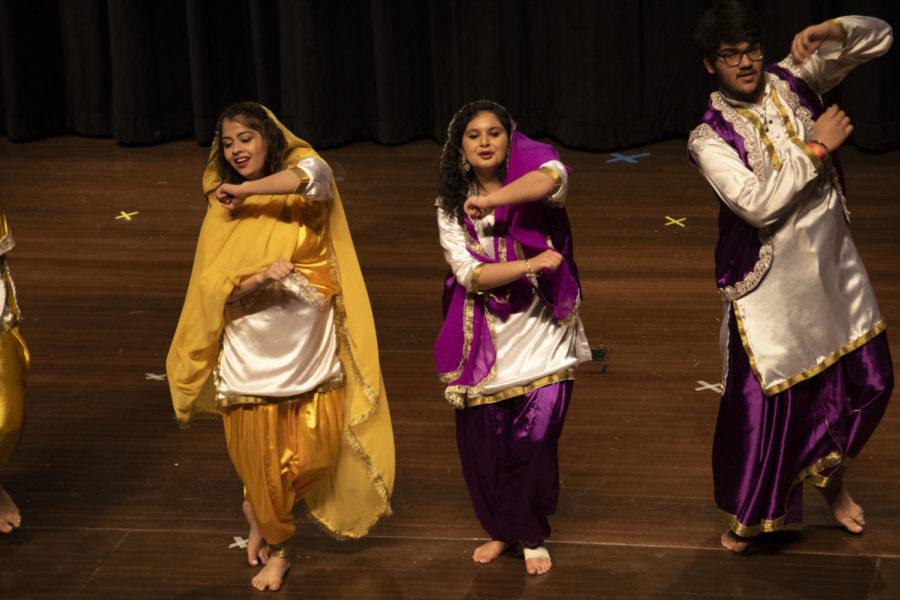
1;0;898;150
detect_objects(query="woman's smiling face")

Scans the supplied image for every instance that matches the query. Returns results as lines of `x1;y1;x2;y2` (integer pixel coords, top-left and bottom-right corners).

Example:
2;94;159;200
221;117;268;181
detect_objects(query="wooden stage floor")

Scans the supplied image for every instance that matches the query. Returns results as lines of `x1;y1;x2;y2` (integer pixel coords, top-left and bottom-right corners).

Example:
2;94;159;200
1;134;898;599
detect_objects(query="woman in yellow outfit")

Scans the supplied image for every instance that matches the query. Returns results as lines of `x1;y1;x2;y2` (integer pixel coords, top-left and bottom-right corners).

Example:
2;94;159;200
0;205;29;534
167;102;395;591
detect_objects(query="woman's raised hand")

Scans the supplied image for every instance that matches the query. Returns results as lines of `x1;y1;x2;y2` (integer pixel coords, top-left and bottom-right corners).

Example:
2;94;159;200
263;258;296;283
528;249;564;275
216;183;248;212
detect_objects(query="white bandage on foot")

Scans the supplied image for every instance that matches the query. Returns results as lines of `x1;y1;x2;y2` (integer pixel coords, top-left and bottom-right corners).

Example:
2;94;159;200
522;546;551;563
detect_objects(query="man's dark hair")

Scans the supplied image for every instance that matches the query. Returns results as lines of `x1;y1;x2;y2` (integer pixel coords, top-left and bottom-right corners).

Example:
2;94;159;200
693;0;763;62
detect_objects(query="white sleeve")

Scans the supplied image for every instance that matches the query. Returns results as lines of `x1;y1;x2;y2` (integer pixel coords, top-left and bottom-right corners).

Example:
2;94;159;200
539;160;569;206
295;156;334;203
794;16;893;95
437;208;482;292
688;129;823;228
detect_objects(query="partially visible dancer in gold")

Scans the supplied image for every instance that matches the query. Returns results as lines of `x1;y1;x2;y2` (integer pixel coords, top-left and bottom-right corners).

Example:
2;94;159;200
0;204;30;534
167;102;394;592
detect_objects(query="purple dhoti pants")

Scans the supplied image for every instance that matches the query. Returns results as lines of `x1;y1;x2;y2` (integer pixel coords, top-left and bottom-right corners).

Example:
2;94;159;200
455;381;572;548
714;309;893;536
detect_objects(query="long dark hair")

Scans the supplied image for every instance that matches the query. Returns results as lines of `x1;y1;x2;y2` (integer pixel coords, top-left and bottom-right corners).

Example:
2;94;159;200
213;101;288;184
437;100;513;224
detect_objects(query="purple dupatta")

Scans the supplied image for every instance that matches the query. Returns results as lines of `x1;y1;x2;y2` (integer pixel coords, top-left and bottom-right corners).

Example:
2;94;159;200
435;131;580;408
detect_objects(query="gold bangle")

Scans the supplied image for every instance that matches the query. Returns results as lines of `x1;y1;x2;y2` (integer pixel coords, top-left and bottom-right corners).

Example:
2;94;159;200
524;259;535;275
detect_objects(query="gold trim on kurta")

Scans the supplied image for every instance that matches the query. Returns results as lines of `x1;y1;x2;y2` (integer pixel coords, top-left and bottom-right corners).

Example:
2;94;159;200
733;302;886;396
216;377;345;409
770;89;823;172
463;369;575;408
720;450;846;537
735;106;783;171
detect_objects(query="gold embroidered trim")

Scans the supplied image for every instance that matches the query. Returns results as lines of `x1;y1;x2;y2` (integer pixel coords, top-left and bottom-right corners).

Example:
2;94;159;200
443;300;500;408
770;87;823;171
688;123;720;148
734;301;886;396
463;369;576;408
711;92;765;181
735;106;783;171
0;233;14;256
718;232;773;302
720;450;845;537
776;56;811;86
731;302;767;388
311;290;393;537
438;293;476;387
286;272;328;311
769;73;850;222
762;320;887;396
215;377;344;409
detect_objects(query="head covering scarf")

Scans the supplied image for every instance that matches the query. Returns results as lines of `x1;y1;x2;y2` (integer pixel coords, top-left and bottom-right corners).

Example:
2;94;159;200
434;101;581;408
166;106;394;538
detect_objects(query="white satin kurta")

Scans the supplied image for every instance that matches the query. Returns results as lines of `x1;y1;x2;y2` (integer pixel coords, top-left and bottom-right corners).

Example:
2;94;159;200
437;160;591;397
217;157;342;400
688;16;892;394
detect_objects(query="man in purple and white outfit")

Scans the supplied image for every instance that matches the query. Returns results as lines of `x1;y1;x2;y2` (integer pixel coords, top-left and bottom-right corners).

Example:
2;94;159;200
688;0;894;552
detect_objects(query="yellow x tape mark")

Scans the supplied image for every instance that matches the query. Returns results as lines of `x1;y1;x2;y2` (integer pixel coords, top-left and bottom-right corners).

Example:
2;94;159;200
115;211;139;221
664;216;686;228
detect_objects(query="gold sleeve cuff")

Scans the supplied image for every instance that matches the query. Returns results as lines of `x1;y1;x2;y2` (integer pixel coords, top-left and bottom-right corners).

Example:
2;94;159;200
828;19;848;48
539;165;563;197
471;263;484;294
289;166;311;194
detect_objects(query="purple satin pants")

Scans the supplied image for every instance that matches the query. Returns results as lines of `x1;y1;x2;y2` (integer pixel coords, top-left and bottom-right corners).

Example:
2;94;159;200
455;381;572;548
714;308;893;536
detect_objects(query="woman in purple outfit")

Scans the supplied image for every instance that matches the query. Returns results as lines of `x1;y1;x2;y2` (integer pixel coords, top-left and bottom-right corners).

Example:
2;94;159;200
434;100;591;575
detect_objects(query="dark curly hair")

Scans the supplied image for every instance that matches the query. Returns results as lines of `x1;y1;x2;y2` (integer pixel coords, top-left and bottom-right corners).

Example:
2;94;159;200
692;0;762;63
213;101;288;184
437;100;514;224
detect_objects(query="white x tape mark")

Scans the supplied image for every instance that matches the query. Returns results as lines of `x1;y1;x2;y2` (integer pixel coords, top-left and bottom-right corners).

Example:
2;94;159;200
145;372;167;381
229;536;248;549
695;380;724;394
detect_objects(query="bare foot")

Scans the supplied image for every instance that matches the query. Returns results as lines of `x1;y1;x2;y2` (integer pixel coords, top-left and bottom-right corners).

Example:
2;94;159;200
242;500;270;566
0;486;21;533
251;556;291;591
720;530;753;553
820;481;865;533
523;546;552;575
472;540;510;564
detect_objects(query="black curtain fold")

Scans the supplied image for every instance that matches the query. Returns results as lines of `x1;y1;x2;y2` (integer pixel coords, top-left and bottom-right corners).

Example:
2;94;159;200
1;0;898;150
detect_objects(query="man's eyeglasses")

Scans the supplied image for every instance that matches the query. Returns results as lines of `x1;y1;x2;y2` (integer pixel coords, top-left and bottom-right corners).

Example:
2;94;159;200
716;46;764;67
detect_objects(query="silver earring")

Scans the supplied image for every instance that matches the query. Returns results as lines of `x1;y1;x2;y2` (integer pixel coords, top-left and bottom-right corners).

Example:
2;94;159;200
460;157;471;173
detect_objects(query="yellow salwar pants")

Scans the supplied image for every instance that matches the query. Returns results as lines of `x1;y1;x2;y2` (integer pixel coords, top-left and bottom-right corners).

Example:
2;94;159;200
222;387;343;547
0;327;28;464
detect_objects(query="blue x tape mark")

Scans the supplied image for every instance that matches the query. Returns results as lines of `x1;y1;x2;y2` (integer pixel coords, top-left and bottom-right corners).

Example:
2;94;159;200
606;152;651;164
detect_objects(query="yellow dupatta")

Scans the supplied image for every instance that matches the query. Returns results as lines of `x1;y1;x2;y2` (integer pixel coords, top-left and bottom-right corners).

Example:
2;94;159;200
165;108;394;538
